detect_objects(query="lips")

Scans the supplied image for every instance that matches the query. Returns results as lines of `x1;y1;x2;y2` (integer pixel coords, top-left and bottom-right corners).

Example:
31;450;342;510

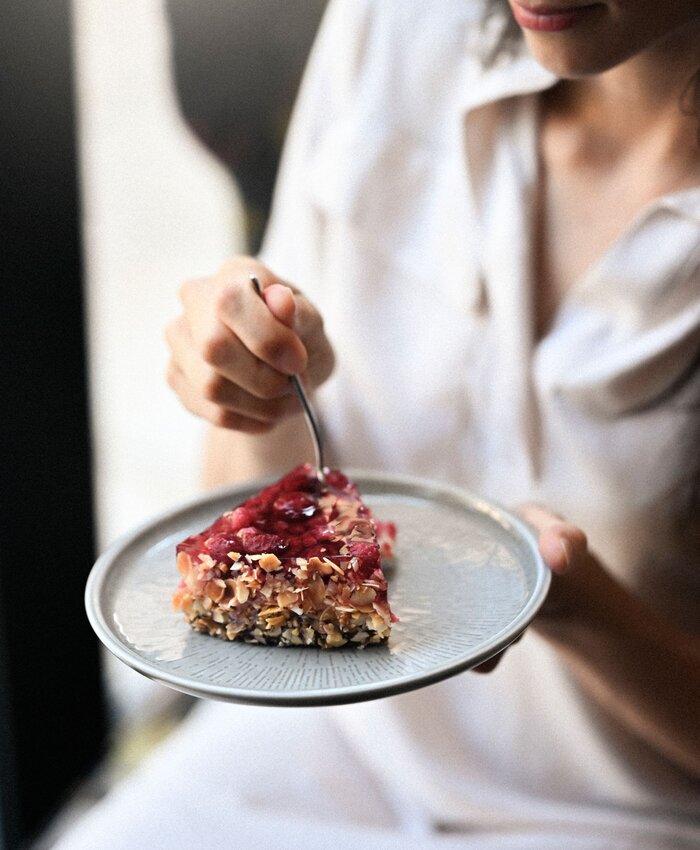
510;1;601;32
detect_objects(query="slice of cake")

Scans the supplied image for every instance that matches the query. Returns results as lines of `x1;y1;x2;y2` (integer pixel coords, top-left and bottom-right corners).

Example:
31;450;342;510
173;464;397;648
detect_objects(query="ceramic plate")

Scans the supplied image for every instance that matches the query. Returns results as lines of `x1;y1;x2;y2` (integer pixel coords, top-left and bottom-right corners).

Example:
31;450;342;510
86;471;549;706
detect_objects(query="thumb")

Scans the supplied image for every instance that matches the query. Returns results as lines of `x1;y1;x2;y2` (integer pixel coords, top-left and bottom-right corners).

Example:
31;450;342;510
262;283;296;329
516;503;588;576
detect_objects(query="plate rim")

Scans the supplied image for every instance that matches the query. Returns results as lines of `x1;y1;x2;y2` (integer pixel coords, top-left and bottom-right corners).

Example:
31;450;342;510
85;470;550;706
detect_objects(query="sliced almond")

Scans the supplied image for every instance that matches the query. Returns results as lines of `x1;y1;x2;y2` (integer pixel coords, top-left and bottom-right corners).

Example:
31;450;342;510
265;614;288;629
350;631;370;643
176;551;192;578
307;556;325;574
350;587;376;608
197;554;217;569
258;553;282;572
277;590;298;608
171;588;192;612
234;582;250;604
226;623;244;640
307;574;326;607
205;579;227;603
325;631;348;648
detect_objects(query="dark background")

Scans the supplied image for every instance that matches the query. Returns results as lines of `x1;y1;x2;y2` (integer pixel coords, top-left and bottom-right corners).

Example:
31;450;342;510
1;1;107;846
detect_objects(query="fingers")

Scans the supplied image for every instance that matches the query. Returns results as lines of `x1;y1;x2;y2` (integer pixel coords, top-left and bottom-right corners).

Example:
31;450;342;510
516;503;588;575
290;291;336;388
253;278;334;386
212;261;334;388
472;655;503;674
166;362;276;434
262;283;297;328
212;278;308;376
539;523;588;575
472;632;524;674
166;257;334;433
165;317;300;423
471;506;589;676
255;281;335;386
167;309;292;401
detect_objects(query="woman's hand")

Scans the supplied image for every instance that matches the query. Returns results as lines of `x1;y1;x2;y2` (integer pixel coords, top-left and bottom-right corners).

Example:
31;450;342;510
517;503;590;621
473;504;587;672
165;257;334;432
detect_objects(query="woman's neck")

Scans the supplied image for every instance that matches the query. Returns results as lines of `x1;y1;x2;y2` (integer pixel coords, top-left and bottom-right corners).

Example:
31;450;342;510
551;22;700;162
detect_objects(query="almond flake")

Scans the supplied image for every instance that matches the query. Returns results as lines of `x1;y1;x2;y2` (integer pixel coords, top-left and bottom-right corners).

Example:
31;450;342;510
325;632;348;648
259;553;282;572
307;574;326;607
350;587;376;608
197;554;216;569
277;590;298;608
176;552;192;577
234;583;250;604
307;556;325;574
205;579;226;604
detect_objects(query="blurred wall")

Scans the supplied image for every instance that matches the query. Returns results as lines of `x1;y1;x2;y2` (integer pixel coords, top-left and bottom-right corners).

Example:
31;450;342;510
73;0;245;549
72;0;245;721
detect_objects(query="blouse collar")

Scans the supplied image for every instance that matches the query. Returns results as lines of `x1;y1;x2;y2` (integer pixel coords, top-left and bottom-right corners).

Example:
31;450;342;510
459;35;700;224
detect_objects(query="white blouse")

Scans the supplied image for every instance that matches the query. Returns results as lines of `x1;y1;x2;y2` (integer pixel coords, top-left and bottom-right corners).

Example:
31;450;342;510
261;0;700;841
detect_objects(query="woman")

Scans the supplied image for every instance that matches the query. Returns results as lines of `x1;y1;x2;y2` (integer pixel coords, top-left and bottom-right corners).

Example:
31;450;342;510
60;1;700;847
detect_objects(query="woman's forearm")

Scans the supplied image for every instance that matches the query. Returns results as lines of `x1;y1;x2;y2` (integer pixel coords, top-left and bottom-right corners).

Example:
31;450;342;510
535;556;700;777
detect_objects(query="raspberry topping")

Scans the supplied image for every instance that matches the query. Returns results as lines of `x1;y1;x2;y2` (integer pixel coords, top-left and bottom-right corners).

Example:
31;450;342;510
176;464;393;578
272;491;318;520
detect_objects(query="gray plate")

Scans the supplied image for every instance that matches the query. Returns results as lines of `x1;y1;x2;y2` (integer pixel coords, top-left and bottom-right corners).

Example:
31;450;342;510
86;471;549;706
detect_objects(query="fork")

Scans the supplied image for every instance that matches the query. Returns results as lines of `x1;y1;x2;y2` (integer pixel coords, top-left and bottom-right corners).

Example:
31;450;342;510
250;275;326;485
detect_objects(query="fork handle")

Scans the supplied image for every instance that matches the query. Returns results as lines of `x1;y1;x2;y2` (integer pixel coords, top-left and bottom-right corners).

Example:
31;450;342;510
250;275;326;483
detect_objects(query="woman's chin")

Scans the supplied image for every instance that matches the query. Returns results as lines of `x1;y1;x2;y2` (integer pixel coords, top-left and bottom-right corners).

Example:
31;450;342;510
515;2;700;80
522;31;637;78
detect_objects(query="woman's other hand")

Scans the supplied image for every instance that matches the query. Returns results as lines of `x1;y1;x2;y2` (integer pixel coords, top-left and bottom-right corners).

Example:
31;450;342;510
473;503;588;672
165;257;334;432
517;502;590;621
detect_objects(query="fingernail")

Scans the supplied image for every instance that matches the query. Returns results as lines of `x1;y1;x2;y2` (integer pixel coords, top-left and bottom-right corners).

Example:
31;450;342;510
559;539;573;573
276;349;301;375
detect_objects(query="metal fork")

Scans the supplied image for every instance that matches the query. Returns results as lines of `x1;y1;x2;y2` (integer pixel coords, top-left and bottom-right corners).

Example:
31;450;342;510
250;275;326;484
